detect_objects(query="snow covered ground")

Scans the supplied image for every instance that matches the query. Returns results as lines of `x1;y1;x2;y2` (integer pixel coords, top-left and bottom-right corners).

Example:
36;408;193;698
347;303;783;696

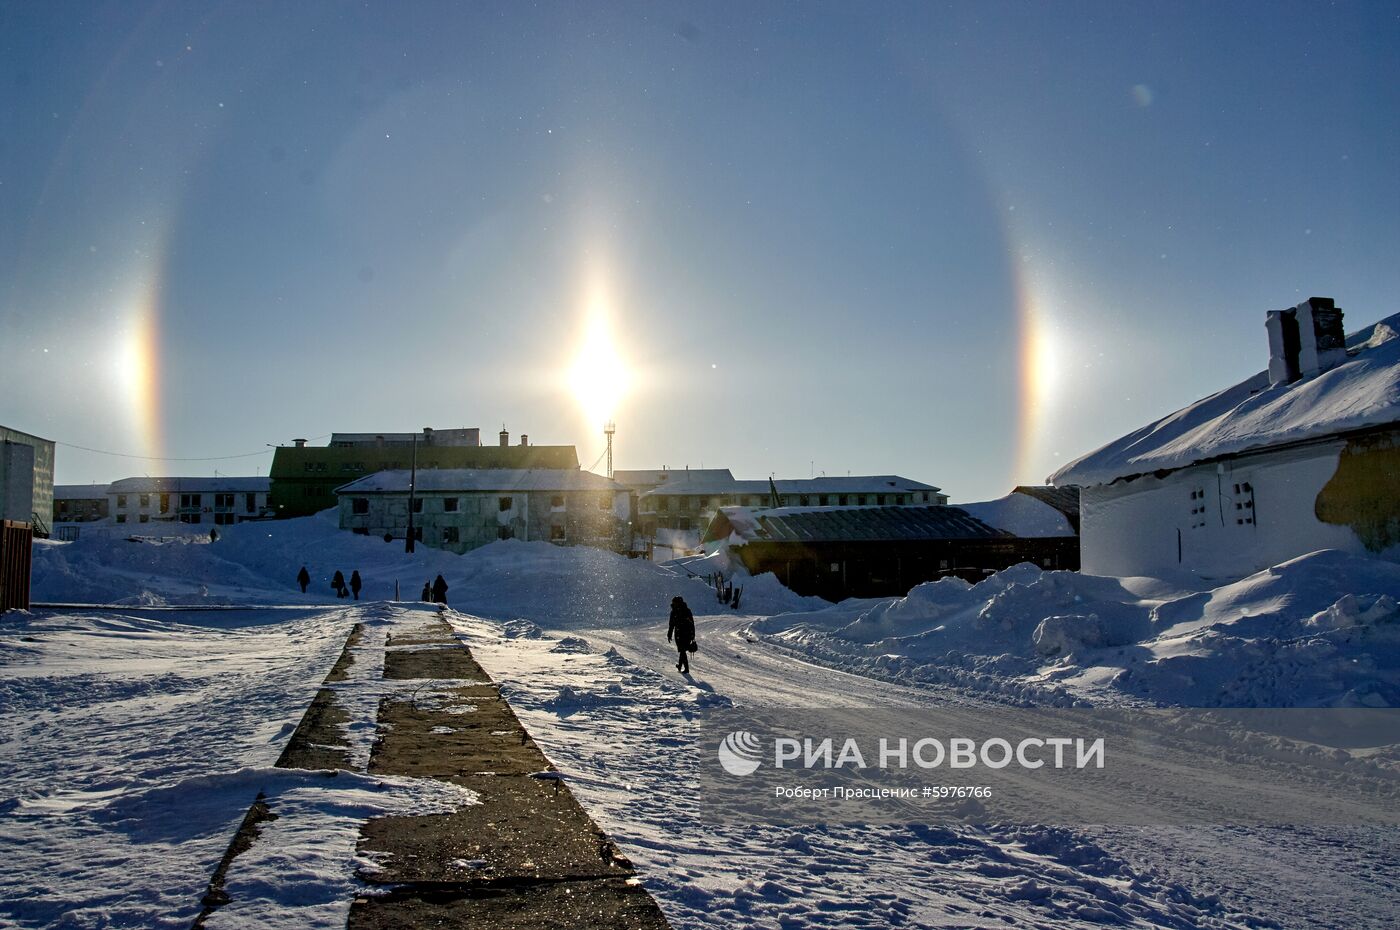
5;518;1399;927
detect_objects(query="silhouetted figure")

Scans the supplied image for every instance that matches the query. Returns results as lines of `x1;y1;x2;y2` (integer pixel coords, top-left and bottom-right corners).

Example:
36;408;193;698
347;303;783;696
350;570;362;601
432;574;449;605
421;581;432;602
667;596;696;674
297;566;310;593
332;570;347;598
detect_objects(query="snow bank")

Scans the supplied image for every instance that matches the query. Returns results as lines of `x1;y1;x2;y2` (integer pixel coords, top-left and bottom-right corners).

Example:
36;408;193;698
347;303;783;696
30;511;822;626
752;550;1400;707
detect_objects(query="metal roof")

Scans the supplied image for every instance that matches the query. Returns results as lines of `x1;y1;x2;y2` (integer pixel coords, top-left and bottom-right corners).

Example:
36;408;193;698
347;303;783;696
53;484;111;500
723;505;1012;544
641;474;942;498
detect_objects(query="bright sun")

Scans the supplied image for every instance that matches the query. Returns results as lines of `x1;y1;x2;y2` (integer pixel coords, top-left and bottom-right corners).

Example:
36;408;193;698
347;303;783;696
567;310;630;427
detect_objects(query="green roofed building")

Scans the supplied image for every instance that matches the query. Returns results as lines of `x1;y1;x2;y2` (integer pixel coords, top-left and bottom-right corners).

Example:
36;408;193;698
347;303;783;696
268;427;579;518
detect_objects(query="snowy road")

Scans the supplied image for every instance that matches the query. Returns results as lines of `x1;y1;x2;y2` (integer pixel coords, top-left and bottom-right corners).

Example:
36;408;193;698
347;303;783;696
456;610;1400;930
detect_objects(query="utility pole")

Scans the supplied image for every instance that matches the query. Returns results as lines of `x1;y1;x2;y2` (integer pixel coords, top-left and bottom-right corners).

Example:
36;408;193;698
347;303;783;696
604;421;616;479
405;433;417;553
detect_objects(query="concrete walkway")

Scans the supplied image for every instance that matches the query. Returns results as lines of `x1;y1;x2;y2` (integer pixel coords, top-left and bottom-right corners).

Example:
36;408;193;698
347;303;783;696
195;604;671;929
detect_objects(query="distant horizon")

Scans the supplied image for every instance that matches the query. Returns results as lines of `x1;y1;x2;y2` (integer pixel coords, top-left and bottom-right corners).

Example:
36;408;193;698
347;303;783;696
5;2;1398;500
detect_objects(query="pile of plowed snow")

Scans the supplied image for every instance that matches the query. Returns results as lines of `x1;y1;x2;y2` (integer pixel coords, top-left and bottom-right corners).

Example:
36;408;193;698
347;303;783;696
752;550;1400;707
30;511;821;625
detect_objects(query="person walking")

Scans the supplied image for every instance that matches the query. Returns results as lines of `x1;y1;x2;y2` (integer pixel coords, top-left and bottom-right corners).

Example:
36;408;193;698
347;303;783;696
332;569;347;598
431;574;449;605
349;570;363;601
297;566;310;594
421;581;432;602
667;596;696;674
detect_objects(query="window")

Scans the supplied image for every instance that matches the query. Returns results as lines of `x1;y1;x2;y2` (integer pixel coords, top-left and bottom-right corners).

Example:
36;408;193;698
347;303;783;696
181;493;202;508
352;527;369;535
550;525;566;541
498;496;513;512
117;494;127;508
598;494;611;510
352;498;369;515
139;494;149;508
214;493;235;509
443;497;459;512
698;497;709;509
856;495;867;506
657;497;670;512
549;494;564;508
138;514;149;524
245;493;256;513
876;494;886;505
799;495;810;506
160;493;170;512
180;513;201;524
116;514;126;523
1189;488;1208;529
498;526;514;540
215;512;235;525
896;494;907;505
412;497;423;514
443;526;460;543
838;495;848;506
818;495;828;506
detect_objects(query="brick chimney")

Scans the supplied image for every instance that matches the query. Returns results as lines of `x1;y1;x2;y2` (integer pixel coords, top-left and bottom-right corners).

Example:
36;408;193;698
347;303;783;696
499;428;509;447
1267;297;1346;385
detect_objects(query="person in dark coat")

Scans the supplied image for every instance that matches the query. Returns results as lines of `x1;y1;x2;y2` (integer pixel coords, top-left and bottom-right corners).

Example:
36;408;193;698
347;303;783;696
431;574;449;605
349;570;363;601
332;570;347;598
667;596;696;674
421;581;432;602
297;566;310;594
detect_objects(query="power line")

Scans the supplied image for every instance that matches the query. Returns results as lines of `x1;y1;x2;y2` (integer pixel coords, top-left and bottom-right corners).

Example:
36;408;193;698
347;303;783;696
55;442;273;462
53;433;332;462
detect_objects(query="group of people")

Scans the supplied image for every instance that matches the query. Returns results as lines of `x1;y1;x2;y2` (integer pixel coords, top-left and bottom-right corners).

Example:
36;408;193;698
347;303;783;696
296;566;449;604
296;566;364;599
421;575;449;605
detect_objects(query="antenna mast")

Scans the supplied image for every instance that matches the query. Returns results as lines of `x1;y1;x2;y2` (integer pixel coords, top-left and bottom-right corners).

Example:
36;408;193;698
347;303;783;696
603;421;616;479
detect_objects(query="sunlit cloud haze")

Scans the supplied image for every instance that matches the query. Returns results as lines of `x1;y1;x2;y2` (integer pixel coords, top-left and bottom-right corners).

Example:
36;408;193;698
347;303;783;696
2;2;1397;500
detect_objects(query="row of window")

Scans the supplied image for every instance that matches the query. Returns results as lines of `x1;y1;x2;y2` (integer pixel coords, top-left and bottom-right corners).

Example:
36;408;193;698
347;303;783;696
349;524;561;544
115;492;261;513
113;511;237;525
350;494;613;515
651;491;924;512
1188;482;1256;529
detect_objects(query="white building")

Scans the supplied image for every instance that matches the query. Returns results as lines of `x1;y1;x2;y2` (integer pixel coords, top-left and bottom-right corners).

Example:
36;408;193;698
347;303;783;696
1051;298;1400;581
108;477;272;526
335;468;629;553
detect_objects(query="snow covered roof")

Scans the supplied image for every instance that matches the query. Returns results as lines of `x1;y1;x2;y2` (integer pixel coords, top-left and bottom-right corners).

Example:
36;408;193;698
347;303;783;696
334;468;622;495
108;476;270;494
954;491;1077;538
53;484;111;500
612;468;734;489
641;474;941;498
706;505;1010;545
1051;313;1400;488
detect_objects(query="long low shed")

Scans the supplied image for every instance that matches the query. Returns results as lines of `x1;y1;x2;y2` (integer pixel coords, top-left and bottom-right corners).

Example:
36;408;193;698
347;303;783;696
707;505;1079;600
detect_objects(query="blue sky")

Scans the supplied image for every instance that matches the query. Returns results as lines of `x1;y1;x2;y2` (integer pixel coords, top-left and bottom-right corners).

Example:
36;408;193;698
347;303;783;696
3;1;1398;500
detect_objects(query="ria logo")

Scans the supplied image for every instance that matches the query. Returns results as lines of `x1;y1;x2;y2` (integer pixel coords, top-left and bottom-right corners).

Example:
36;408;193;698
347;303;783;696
718;730;763;776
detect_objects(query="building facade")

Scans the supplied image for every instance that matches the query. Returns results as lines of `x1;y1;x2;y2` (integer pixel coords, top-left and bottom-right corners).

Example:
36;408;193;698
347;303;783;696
640;474;949;535
269;428;578;518
108;477;272;526
52;484;111;525
1052;299;1400;580
0;425;56;537
335;468;629;553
